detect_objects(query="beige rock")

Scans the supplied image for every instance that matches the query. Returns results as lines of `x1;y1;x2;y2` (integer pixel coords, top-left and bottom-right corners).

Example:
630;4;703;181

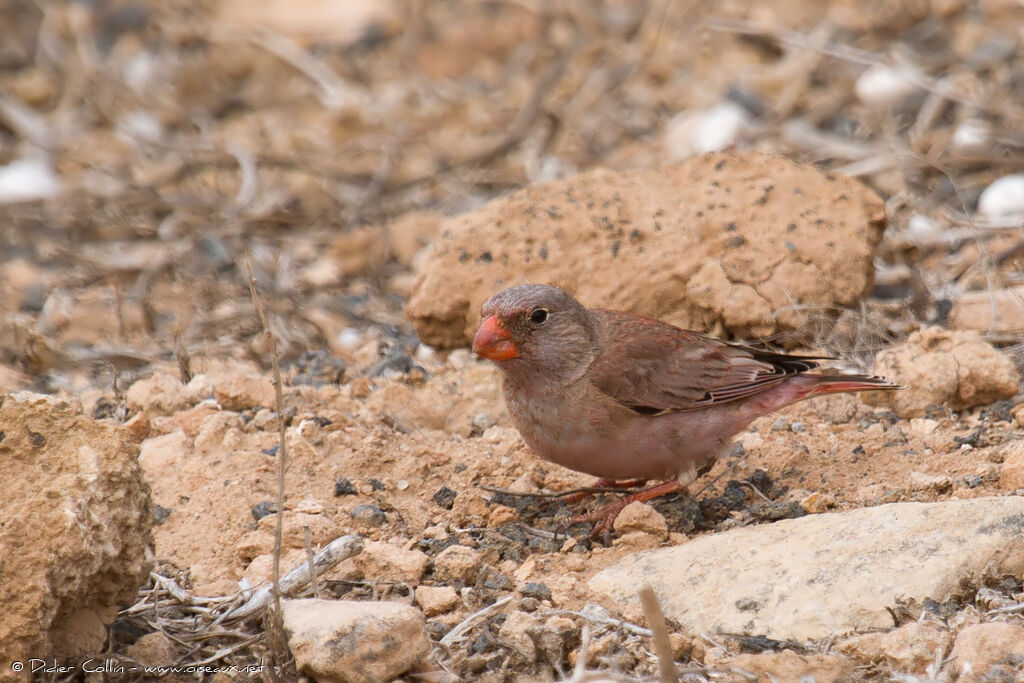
949;286;1024;335
125;631;178;667
908;471;953;493
999;441;1024;491
193;411;245;453
612;501;668;536
407;152;885;348
451;490;490;527
488;504;519;527
433;544;483;584
836;621;951;673
721;650;854;682
354;541;429;584
213;375;275;411
498;610;541;662
257;512;340;549
800;491;835;514
590;498;1024;641
415;585;460;616
126;372;188;415
0;393;153;665
282;598;429;683
949;622;1024;679
863;327;1020;418
1014;403;1024;428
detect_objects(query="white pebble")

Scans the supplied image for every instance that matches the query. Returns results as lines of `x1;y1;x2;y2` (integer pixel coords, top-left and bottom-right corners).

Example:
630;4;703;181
978;175;1024;220
952;119;990;151
396;480;409;491
906;214;939;239
337;327;362;351
414;343;436;364
664;102;751;160
0;156;60;204
854;64;920;108
116;110;164;143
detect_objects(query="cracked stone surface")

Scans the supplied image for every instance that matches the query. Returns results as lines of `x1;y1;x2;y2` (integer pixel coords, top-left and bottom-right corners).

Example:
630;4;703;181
588;497;1024;642
407;151;886;349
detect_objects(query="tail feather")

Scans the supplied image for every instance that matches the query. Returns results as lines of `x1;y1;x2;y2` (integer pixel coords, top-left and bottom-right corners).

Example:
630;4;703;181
803;374;903;397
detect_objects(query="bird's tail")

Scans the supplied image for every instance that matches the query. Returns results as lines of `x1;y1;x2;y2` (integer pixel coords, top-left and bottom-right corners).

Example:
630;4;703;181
799;374;903;398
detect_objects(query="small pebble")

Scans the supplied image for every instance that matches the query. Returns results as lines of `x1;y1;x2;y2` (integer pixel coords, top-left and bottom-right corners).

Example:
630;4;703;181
952;119;991;151
349;504;387;526
978;175;1024;220
432;486;457;510
790;421;805;433
854;64;920;108
397;479;410;491
333;478;357;496
521;582;552;601
337;327;362;351
964;474;983;488
251;501;277;521
770;417;789;431
906;213;939;239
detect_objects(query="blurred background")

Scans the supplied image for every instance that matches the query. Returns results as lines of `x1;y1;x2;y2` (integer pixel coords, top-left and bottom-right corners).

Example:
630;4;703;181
1;0;1023;392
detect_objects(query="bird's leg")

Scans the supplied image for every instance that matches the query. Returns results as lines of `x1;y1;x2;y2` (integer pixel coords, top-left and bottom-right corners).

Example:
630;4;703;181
568;479;684;541
554;477;649;504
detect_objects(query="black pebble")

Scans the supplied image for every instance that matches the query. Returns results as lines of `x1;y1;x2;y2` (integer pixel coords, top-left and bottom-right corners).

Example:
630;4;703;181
432;486;457;510
521;582;552;601
334;477;358;496
251;501;277;521
153;504;173;525
261;444;279;457
368;478;386;491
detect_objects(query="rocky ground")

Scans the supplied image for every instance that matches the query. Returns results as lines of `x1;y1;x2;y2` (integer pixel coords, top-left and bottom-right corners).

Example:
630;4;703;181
2;0;1024;681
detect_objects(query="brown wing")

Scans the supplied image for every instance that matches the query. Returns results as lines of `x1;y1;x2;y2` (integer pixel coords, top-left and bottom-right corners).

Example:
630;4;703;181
588;310;826;414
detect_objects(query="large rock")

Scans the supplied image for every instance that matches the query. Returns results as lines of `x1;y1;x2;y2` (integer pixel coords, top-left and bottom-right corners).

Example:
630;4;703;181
589;498;1024;642
862;327;1020;418
407;152;886;348
282;598;430;683
0;393;153;669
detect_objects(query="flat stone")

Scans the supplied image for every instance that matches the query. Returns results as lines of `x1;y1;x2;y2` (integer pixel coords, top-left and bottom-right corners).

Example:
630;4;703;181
589;497;1024;641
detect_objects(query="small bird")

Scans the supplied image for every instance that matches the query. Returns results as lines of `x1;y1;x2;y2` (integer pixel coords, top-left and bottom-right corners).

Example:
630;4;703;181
472;284;900;534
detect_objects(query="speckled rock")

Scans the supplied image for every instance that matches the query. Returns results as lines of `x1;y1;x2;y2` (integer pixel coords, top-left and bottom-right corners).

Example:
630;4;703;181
282;598;430;683
408;152;886;348
863;327;1019;418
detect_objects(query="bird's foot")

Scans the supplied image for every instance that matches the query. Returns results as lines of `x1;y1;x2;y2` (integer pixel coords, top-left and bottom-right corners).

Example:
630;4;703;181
555;477;649;505
568;480;684;542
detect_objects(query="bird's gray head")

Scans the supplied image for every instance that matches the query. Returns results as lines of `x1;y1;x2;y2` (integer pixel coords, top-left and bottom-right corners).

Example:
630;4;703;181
472;284;597;383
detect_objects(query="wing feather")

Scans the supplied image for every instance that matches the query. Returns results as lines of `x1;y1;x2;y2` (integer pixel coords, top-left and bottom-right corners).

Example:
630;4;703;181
587;310;827;413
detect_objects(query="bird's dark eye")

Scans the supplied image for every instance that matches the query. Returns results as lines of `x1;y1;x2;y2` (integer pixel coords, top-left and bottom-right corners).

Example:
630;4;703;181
529;308;549;325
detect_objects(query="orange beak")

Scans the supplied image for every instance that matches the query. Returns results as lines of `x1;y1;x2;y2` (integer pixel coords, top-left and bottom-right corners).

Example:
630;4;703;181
472;315;518;360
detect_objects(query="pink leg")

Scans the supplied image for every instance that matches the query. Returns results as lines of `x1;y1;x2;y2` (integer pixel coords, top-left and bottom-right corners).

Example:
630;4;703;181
569;480;684;540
